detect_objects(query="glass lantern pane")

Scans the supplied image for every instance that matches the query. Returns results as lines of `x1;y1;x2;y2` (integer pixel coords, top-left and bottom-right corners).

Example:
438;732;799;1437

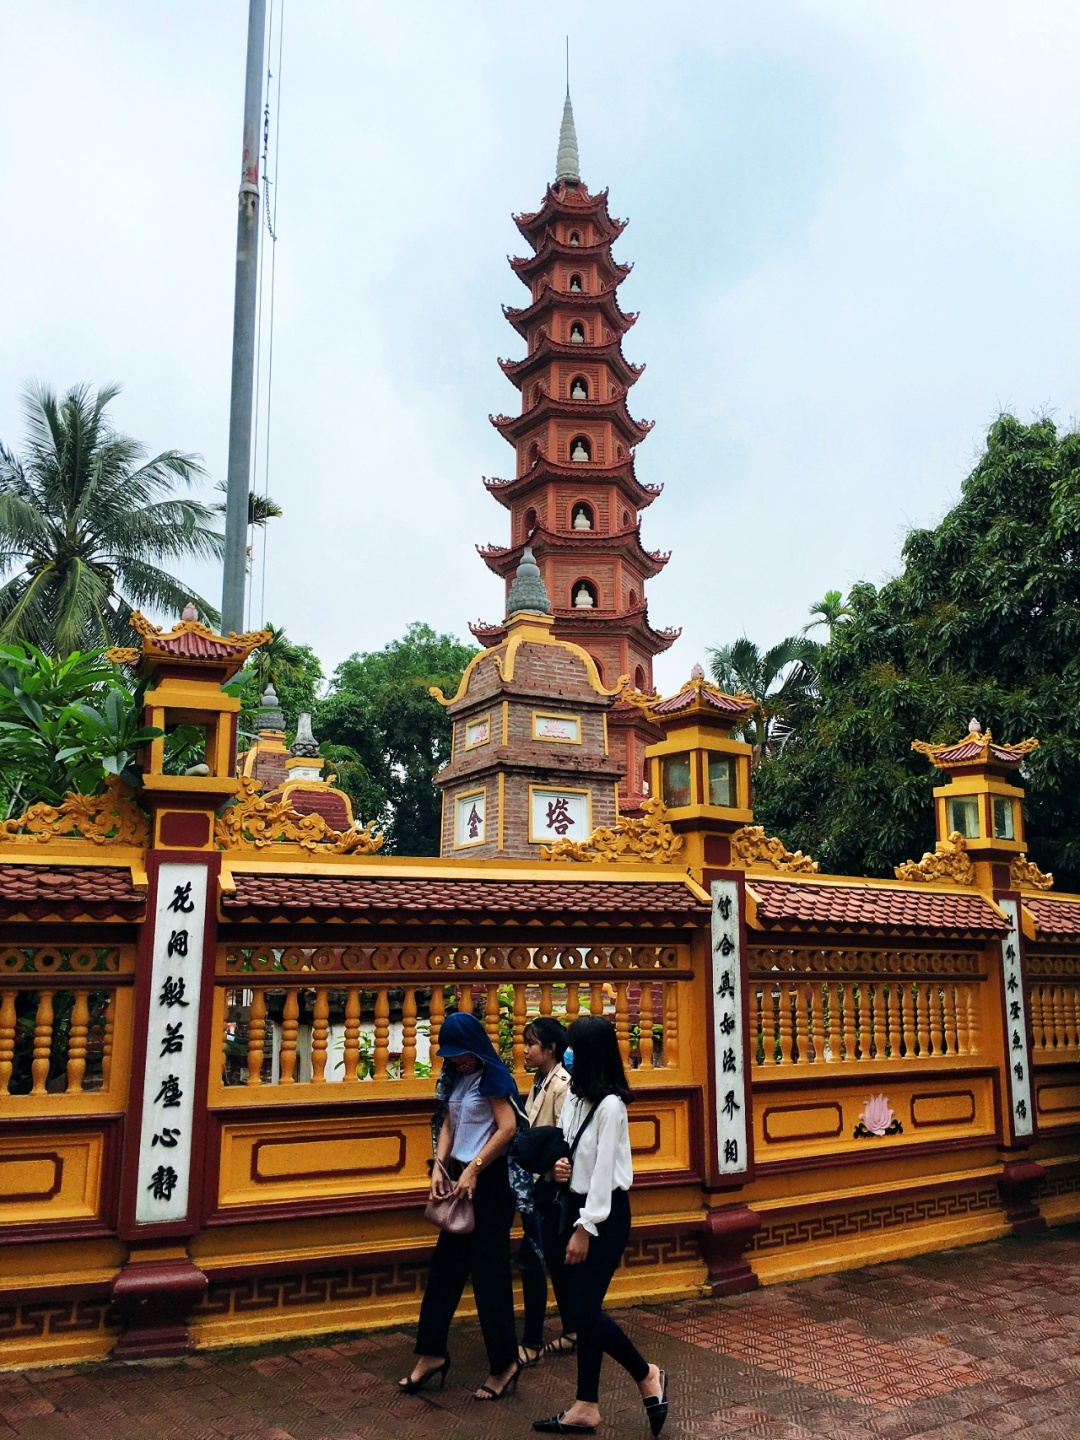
707;754;735;807
661;753;692;808
948;796;980;838
993;796;1015;840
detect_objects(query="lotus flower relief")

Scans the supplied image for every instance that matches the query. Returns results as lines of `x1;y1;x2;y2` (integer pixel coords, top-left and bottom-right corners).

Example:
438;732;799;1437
854;1093;903;1139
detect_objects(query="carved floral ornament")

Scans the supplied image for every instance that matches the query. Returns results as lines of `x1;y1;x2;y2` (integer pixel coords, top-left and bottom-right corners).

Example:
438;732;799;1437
214;776;384;855
1009;854;1054;891
0;776;149;846
854;1093;903;1139
729;826;818;875
894;832;976;885
540;795;682;864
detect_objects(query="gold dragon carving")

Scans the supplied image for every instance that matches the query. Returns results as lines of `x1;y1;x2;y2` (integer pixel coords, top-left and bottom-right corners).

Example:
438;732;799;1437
540;795;683;865
894;831;975;885
1;775;150;846
729;825;818;874
214;775;384;855
1009;853;1054;891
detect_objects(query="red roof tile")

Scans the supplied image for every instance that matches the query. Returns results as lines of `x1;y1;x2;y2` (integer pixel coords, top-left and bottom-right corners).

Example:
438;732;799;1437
1026;896;1080;939
650;685;749;717
750;879;1009;936
222;874;708;921
0;864;144;921
153;630;249;660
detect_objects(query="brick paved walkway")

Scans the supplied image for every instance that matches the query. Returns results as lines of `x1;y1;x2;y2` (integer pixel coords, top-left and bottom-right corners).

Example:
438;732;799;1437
3;1229;1079;1439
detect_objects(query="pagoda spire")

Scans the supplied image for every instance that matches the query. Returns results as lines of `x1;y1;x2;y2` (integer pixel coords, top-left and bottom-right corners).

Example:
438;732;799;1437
555;90;580;184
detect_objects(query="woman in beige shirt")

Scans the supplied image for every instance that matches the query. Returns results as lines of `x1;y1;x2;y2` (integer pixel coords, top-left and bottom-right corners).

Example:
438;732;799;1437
518;1016;575;1366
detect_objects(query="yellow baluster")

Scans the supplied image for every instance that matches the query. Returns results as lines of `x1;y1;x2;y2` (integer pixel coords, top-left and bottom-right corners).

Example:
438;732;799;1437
31;991;53;1095
539;982;553;1018
966;983;980;1055
841;983;857;1063
102;995;114;1091
639;982;654;1068
0;990;15;1095
664;980;679;1068
915;984;929;1058
566;982;581;1021
1052;985;1066;1051
280;988;299;1084
374;988;390;1080
402;986;417;1079
246;989;266;1086
484;984;501;1052
512;985;527;1079
825;982;841;1063
615;983;630;1066
808;984;823;1064
66;990;89;1093
429;984;445;1056
343;987;361;1082
311;988;329;1083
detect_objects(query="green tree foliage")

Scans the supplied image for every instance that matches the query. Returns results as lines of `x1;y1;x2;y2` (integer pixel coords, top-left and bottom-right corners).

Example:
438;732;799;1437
707;634;820;762
0;382;222;655
0;644;161;818
316;622;477;854
753;415;1080;890
803;589;853;638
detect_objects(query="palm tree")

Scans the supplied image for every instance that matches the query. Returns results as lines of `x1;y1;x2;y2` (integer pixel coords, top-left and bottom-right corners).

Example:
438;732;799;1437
250;623;305;694
0;383;223;654
707;635;820;763
213;481;283;530
803;589;852;638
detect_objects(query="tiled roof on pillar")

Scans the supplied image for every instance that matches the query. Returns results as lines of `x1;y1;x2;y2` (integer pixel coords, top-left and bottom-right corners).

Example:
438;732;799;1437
1025;895;1080;939
0;865;145;921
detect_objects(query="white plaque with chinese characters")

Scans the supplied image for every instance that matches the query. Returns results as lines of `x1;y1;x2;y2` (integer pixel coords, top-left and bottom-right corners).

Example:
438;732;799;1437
712;879;748;1177
999;898;1034;1139
134;863;208;1224
454;789;486;847
529;787;590;843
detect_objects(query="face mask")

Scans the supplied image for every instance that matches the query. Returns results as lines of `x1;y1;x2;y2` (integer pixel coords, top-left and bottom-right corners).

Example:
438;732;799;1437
563;1047;574;1072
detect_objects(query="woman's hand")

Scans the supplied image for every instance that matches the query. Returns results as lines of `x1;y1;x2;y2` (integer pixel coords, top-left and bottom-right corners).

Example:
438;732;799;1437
431;1164;452;1200
552;1157;572;1184
565;1226;590;1266
455;1164;479;1200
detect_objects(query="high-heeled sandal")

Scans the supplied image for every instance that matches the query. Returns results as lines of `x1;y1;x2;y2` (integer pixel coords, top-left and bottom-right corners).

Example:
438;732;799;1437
518;1343;543;1367
473;1359;523;1401
397;1357;450;1394
542;1333;577;1357
642;1368;668;1437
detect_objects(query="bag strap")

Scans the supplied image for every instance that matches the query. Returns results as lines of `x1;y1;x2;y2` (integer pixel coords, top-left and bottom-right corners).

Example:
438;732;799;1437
567;1100;599;1161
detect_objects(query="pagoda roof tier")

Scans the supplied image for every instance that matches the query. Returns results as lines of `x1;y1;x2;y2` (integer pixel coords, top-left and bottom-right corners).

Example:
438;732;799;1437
513;182;627;249
470;604;680;656
510;234;631;289
498;334;645;391
503;284;637;341
477;524;671;581
483;455;662;512
489;387;654;448
912;724;1039;773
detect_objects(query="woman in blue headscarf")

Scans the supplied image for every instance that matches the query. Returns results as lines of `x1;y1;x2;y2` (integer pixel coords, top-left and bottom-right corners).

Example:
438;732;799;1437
398;1010;531;1402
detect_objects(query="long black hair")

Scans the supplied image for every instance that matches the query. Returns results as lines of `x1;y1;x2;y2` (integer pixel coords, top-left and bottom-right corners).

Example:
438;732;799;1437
524;1015;567;1060
566;1015;632;1105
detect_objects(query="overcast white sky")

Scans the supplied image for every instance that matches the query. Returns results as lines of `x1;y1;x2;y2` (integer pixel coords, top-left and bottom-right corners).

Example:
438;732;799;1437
3;2;1080;691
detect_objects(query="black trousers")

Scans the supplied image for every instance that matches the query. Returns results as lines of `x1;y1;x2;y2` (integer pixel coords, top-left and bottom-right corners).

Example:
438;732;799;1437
562;1188;649;1404
415;1156;517;1375
518;1198;574;1348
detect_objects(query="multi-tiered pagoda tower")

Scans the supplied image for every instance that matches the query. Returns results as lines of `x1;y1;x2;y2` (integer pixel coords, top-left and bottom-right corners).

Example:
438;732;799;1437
472;94;678;812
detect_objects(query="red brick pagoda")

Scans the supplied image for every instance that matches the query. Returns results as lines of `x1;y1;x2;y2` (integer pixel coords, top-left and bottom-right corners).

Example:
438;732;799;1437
472;92;678;812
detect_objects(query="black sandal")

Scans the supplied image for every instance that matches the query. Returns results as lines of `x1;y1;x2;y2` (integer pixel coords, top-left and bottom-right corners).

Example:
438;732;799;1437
473;1359;523;1401
532;1415;597;1434
397;1357;450;1393
542;1333;577;1357
518;1343;543;1367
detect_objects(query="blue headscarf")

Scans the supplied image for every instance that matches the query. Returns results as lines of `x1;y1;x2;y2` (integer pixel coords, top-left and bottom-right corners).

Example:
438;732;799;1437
435;1010;518;1100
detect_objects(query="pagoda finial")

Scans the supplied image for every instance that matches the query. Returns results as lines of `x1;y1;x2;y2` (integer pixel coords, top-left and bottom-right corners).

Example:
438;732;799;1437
555;89;580;185
506;545;551;618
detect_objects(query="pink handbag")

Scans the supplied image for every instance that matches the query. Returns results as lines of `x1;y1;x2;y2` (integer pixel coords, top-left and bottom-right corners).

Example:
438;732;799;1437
423;1159;475;1234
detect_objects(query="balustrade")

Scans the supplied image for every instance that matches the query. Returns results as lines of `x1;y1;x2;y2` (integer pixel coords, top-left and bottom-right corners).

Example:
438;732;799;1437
1028;968;1080;1060
0;947;134;1103
748;948;986;1068
213;941;691;1092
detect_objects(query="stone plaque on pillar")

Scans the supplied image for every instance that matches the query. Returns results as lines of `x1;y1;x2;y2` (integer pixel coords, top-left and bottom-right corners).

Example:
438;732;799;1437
998;897;1034;1141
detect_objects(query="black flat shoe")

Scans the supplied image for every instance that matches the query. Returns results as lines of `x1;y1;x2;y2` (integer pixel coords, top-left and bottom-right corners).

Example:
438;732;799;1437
532;1415;597;1434
473;1359;523;1401
397;1357;450;1393
642;1368;668;1437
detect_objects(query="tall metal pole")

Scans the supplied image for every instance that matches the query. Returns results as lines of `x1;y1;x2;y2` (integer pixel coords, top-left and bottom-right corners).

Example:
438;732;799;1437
221;0;267;634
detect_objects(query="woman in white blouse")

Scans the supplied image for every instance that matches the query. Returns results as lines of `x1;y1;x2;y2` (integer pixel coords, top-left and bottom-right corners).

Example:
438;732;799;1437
532;1016;668;1437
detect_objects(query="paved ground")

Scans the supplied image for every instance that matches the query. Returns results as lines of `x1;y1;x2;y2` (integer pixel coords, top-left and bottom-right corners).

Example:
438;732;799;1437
3;1228;1079;1439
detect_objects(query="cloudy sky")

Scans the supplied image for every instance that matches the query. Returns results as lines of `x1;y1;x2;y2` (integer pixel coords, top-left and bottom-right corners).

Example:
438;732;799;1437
3;1;1080;692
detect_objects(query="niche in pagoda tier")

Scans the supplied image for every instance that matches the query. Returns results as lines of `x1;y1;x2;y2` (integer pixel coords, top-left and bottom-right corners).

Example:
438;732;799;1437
529;786;592;844
454;788;487;848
